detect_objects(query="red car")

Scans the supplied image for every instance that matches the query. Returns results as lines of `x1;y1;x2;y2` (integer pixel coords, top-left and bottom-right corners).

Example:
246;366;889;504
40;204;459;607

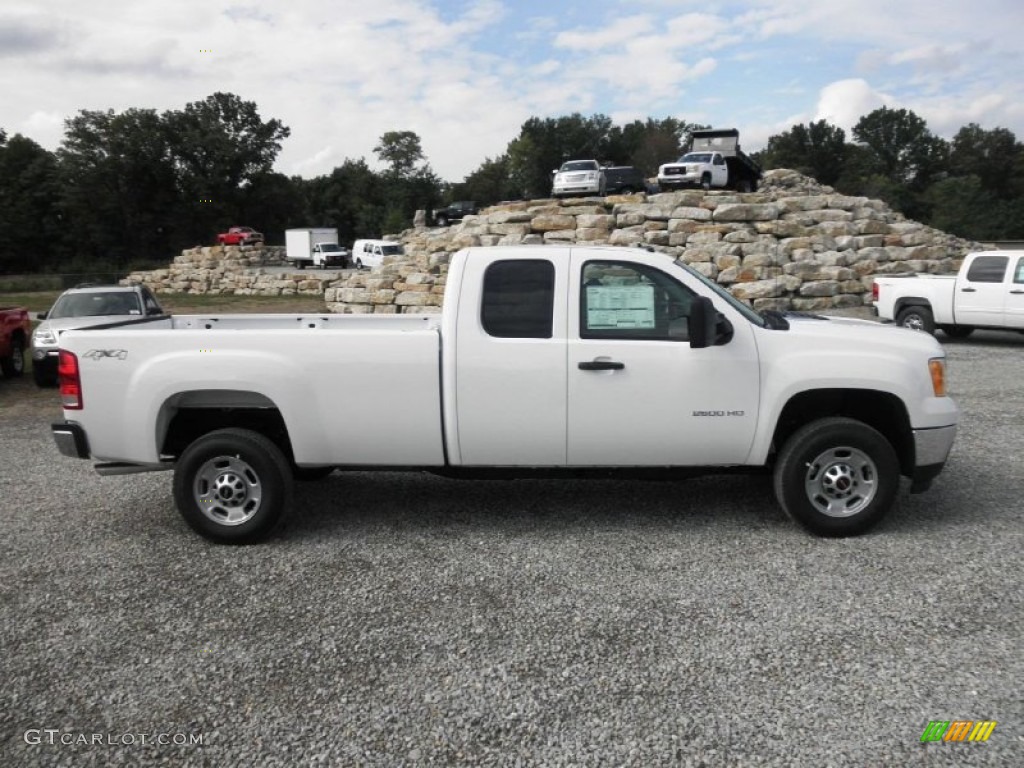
216;226;264;246
0;306;31;378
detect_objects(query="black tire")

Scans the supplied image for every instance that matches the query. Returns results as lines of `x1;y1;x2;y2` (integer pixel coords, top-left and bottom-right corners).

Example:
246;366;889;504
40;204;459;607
436;215;448;227
297;261;306;270
736;179;753;193
173;428;293;544
1;336;25;378
939;324;974;339
701;173;712;191
896;305;935;334
619;186;635;195
355;259;363;270
293;465;335;481
774;417;899;537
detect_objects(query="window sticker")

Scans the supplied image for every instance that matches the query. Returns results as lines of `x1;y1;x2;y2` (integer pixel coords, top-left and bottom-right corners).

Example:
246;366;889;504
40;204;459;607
586;284;656;329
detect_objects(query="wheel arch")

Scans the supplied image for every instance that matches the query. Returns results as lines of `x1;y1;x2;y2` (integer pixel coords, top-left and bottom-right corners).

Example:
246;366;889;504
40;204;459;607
157;389;296;462
893;296;933;315
771;388;914;478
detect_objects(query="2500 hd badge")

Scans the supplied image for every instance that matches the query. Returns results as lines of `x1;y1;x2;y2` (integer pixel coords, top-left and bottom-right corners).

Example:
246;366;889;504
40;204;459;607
692;410;745;417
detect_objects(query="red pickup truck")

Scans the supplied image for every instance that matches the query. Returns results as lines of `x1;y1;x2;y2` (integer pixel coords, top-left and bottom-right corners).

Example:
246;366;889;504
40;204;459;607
0;307;31;378
216;226;264;246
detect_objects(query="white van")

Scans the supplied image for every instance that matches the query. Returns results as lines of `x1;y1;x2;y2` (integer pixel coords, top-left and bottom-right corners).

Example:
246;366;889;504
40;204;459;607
351;239;404;269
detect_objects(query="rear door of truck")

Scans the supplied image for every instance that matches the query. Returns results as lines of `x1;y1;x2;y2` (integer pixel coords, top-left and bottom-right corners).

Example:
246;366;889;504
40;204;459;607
955;253;1014;327
450;248;569;465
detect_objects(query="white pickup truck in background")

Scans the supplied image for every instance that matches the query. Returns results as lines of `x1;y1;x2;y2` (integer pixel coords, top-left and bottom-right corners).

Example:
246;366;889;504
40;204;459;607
873;250;1024;337
51;245;958;543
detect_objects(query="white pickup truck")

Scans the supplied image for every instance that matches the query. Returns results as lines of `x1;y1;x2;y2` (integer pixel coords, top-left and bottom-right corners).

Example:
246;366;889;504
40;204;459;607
874;250;1024;337
51;245;958;543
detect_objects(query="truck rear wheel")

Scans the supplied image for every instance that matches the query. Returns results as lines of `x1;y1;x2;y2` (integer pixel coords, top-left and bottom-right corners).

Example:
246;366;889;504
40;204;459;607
773;417;899;537
173;428;293;544
436;215;448;227
896;305;935;335
1;337;25;377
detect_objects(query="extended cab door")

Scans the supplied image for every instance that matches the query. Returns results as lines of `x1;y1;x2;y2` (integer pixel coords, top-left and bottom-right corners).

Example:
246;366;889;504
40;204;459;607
566;252;760;465
452;250;569;465
955;254;1011;327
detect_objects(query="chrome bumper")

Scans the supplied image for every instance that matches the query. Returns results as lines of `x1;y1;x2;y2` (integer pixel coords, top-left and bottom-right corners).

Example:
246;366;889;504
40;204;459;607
52;421;90;459
914;424;957;467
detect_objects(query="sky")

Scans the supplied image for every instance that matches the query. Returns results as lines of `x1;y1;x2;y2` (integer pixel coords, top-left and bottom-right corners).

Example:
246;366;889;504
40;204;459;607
3;0;1023;182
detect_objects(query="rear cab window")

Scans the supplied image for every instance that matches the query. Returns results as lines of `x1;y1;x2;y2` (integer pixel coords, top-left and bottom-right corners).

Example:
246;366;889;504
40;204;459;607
481;260;555;338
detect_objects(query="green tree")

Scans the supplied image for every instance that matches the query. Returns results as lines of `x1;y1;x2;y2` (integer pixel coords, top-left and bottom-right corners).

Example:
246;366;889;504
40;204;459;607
163;92;291;243
58;108;180;267
948;123;1023;200
757;120;847;185
373;131;426;178
852;107;947;190
0;133;64;273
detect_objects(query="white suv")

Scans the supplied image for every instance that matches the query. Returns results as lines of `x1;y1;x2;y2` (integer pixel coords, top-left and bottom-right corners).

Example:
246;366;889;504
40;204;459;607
551;160;605;198
32;283;164;387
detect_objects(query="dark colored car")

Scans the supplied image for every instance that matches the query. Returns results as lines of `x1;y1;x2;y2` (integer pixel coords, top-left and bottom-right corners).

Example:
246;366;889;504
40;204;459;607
602;166;647;195
432;201;479;227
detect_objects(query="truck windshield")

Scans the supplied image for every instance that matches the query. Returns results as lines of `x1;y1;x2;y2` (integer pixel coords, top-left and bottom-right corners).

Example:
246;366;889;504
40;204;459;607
560;161;598;172
320;243;343;251
679;153;712;164
673;261;766;328
50;292;142;318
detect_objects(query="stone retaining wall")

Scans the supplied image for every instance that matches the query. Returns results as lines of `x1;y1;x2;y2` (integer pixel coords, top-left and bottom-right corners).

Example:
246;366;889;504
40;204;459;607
122;245;332;296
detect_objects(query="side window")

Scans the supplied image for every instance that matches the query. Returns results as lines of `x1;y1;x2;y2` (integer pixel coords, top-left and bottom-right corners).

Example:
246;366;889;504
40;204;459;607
1014;257;1024;284
966;255;1009;283
714;154;725;166
142;289;161;314
481;260;554;339
580;261;695;341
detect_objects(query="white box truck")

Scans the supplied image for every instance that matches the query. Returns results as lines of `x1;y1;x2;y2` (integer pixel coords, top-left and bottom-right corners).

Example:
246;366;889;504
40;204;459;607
285;228;349;270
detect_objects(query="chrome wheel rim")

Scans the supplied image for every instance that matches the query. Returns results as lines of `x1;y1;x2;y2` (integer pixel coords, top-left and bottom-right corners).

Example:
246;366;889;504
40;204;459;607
193;455;263;526
804;446;878;518
901;314;924;331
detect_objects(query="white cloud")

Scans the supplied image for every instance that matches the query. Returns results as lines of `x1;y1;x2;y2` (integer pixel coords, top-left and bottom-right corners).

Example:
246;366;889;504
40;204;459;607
813;79;891;133
555;16;654;51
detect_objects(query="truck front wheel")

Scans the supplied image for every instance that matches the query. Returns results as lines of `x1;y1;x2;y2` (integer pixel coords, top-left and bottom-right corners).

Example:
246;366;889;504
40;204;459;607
701;173;712;191
895;305;935;334
173;428;293;544
773;417;899;537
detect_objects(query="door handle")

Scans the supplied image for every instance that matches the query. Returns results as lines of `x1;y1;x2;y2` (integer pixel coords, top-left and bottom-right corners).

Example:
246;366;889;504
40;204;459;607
578;360;625;371
960;287;976;292
1010;290;1024;295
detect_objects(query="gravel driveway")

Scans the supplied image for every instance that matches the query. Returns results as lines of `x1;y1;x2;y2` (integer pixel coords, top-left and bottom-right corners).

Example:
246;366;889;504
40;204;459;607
1;329;1021;767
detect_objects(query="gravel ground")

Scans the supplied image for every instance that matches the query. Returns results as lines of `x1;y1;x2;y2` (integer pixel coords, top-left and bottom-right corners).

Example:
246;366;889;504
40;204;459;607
1;328;1021;767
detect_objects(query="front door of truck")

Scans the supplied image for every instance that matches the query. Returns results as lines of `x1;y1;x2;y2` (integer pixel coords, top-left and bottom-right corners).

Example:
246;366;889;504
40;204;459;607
566;255;760;466
453;251;568;465
712;153;729;187
1005;255;1024;329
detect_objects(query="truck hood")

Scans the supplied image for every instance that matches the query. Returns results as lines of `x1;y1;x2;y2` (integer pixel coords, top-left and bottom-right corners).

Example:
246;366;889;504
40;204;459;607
777;313;943;355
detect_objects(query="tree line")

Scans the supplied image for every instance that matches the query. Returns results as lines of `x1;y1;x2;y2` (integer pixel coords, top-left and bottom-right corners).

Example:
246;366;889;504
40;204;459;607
2;93;1022;276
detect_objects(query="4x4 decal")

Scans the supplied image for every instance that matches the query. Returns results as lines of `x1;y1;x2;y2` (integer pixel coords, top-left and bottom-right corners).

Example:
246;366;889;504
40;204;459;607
82;349;128;360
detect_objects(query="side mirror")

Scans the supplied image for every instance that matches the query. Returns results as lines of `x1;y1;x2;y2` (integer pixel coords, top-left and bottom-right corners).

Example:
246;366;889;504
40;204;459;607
37;312;47;320
688;296;718;349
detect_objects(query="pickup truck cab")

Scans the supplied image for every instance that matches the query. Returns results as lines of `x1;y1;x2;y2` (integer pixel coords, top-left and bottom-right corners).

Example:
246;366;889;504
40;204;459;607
51;245;958;544
217;226;264;246
873;250;1024;337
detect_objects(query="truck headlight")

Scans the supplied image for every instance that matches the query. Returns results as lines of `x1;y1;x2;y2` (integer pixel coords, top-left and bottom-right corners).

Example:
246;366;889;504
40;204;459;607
33;327;57;346
929;358;947;397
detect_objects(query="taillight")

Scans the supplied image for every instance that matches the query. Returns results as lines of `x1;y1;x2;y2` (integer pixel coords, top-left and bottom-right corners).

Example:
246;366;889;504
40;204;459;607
58;350;83;409
871;281;879;302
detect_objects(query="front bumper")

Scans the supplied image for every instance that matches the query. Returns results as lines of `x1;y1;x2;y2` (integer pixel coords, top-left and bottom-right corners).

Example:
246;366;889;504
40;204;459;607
909;424;957;492
658;174;700;188
52;421;90;459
